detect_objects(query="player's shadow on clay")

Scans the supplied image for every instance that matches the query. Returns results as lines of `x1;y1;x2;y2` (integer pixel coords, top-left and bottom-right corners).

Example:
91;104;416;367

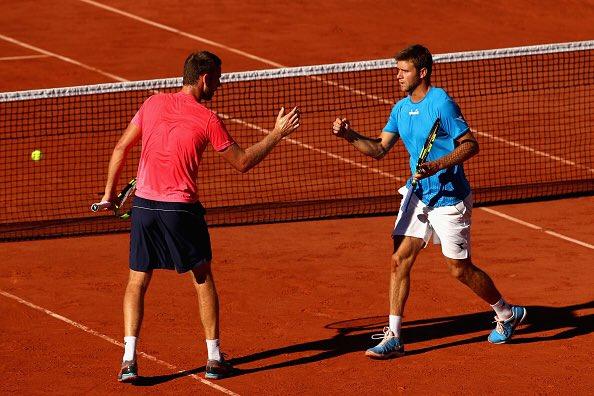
131;300;593;385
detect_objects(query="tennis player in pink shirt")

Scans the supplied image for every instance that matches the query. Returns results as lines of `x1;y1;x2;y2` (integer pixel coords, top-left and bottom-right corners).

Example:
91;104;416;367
99;51;300;382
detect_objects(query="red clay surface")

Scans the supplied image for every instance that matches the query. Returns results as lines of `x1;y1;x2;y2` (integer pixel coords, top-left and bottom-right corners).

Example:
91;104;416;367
1;1;594;395
1;0;594;90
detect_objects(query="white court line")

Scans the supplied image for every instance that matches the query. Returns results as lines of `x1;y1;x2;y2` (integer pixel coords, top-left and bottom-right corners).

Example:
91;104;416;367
479;207;594;250
0;289;240;396
0;54;50;61
219;114;404;181
77;0;586;174
26;0;584;174
2;24;589;249
13;0;588;172
77;0;395;106
77;0;285;68
0;34;127;82
473;129;594;174
0;33;401;182
75;0;398;175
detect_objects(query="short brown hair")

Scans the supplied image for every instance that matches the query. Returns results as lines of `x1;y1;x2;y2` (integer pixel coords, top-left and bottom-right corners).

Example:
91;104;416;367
395;45;433;79
182;51;222;85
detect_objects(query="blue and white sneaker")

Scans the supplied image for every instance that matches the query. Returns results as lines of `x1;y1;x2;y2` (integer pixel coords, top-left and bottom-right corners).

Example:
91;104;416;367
488;305;527;344
365;327;405;359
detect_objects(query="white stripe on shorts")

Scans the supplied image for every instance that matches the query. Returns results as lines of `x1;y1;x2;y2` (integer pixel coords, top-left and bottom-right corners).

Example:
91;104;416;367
132;205;198;216
392;186;472;260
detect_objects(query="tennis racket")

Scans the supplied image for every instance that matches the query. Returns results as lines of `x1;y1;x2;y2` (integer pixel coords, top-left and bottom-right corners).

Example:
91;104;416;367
91;177;137;219
403;118;441;211
411;117;441;189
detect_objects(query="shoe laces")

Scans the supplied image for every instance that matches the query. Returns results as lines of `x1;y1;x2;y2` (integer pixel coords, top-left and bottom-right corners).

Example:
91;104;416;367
492;316;510;336
371;326;397;345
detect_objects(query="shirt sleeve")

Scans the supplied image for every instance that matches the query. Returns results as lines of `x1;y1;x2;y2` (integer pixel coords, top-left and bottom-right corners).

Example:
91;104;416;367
207;114;236;152
131;96;153;128
439;97;469;140
383;104;400;135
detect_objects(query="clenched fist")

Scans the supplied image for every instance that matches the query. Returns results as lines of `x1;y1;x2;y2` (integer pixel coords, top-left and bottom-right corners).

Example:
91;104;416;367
332;117;351;139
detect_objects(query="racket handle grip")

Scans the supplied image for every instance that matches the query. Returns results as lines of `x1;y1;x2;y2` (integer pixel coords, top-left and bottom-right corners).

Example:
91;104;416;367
91;201;113;212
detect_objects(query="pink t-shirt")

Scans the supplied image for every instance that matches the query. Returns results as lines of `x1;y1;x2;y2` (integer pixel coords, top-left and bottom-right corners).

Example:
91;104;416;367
131;91;235;203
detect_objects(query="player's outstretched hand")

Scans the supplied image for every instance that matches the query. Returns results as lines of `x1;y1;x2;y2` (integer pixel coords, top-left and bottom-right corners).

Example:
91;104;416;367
414;161;440;181
332;117;351;139
273;107;300;137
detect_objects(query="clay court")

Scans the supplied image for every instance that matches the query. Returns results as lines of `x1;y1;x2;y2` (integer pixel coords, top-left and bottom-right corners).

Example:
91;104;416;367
1;1;594;394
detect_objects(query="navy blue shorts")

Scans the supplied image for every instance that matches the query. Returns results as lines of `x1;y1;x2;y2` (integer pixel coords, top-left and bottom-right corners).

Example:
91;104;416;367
129;196;212;273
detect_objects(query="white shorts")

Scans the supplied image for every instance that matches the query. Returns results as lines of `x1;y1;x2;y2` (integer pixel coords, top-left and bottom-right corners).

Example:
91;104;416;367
392;186;472;259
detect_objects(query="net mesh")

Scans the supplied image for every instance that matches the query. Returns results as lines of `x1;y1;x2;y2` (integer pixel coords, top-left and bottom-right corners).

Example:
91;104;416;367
1;41;593;241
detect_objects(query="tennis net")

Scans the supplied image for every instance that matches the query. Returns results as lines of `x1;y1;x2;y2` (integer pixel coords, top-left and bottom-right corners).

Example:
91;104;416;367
1;41;593;241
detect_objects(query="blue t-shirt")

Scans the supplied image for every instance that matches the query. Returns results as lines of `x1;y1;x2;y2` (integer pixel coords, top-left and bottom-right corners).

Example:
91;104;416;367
384;87;471;207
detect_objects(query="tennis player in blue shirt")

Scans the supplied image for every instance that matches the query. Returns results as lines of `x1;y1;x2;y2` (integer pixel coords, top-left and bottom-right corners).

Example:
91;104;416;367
332;44;526;359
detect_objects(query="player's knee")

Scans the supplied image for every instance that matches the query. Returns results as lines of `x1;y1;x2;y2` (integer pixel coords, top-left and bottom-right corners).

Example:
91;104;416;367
391;252;409;273
447;260;470;280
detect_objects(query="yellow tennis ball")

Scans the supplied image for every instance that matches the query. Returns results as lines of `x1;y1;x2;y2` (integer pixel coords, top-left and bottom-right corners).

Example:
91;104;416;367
31;149;43;161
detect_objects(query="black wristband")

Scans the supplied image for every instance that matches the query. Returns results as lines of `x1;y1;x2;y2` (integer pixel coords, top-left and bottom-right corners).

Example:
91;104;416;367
345;130;358;143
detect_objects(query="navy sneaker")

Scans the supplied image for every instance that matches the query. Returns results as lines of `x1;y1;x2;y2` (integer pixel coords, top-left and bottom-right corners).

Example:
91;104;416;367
205;354;236;379
365;327;405;359
117;360;138;383
488;305;527;344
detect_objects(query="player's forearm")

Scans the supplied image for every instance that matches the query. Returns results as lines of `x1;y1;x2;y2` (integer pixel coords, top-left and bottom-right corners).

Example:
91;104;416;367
239;131;284;172
345;129;386;159
435;140;479;170
104;146;128;197
102;123;141;199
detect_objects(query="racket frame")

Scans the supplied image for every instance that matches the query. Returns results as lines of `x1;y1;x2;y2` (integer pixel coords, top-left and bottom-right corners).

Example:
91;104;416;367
90;177;136;219
403;118;441;212
411;117;441;189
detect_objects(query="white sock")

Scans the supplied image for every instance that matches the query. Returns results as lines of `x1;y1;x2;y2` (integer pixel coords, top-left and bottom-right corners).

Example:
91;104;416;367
206;339;221;361
389;315;402;337
123;336;137;362
491;298;512;320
